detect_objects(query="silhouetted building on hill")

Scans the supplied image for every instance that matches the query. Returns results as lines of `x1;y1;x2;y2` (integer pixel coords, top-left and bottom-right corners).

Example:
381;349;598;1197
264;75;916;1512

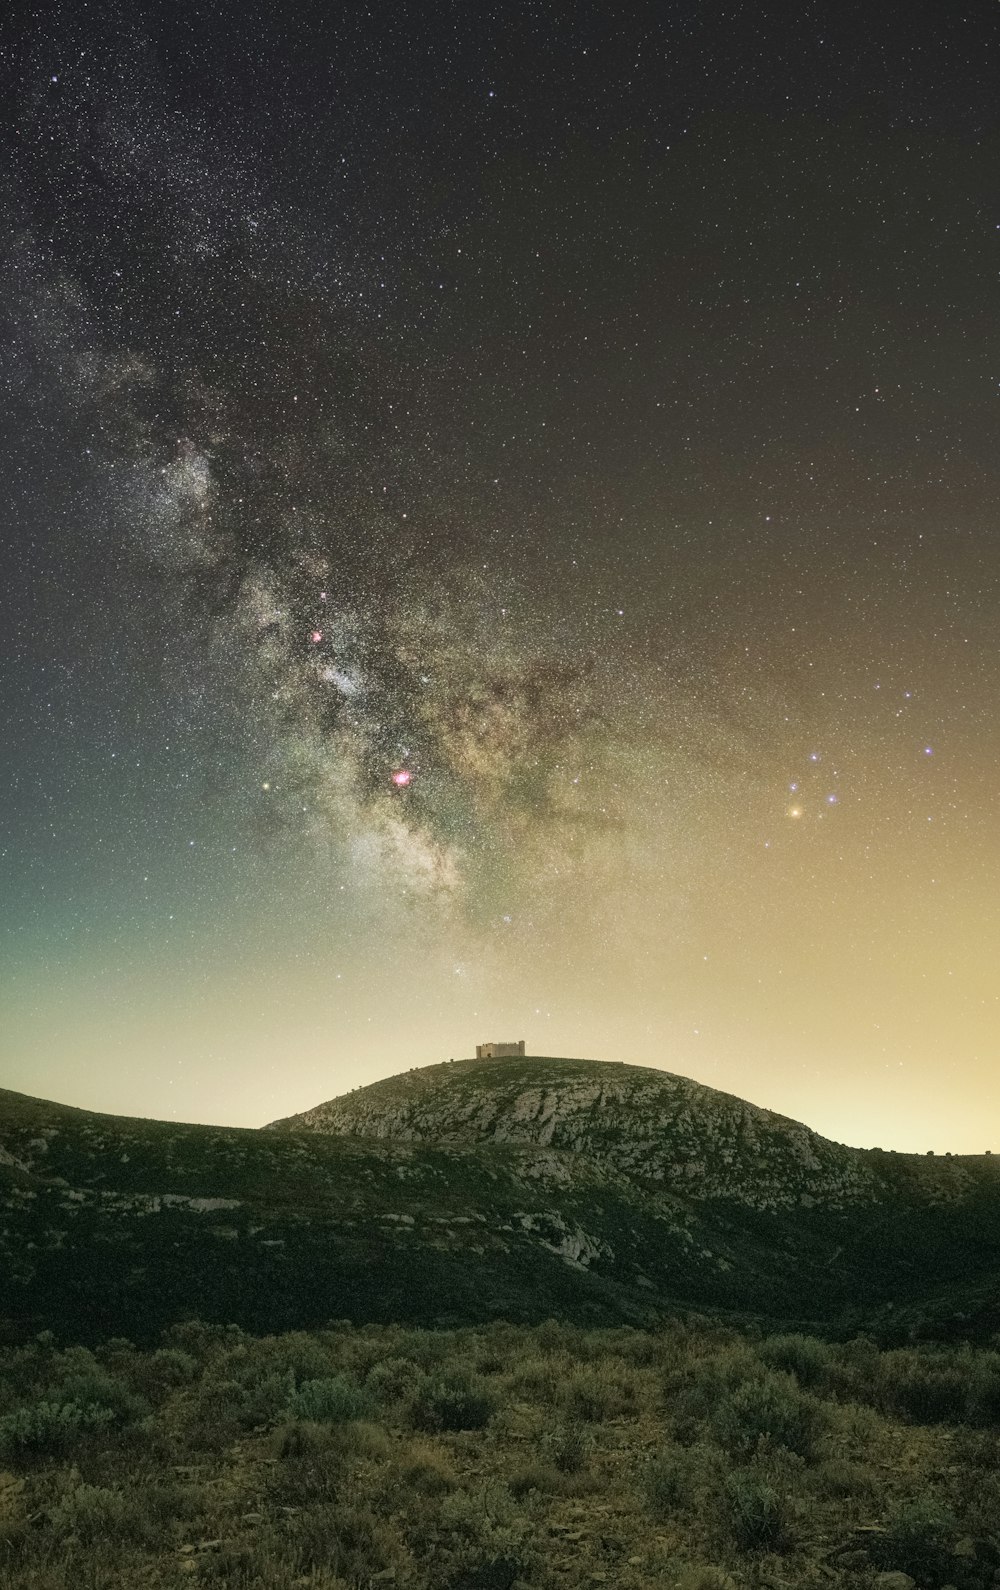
476;1040;526;1059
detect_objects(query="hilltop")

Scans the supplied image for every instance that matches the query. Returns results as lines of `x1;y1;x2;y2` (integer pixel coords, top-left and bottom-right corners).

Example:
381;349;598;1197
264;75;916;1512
2;1057;1000;1346
268;1054;909;1210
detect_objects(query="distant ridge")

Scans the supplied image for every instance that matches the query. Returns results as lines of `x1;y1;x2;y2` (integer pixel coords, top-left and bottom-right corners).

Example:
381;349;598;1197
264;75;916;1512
267;1053;975;1212
3;1062;1000;1347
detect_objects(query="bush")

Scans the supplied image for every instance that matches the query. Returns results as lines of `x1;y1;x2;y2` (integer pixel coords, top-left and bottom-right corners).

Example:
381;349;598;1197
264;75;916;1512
232;1369;297;1428
266;1332;337;1386
718;1468;790;1552
47;1482;151;1545
676;1570;738;1590
540;1420;593;1474
562;1359;639;1422
407;1371;495;1432
508;1352;571;1404
53;1369;148;1427
758;1333;831;1388
181;1377;246;1449
292;1500;393;1581
0;1400;115;1458
507;1460;563;1498
435;1483;535;1589
162;1320;244;1362
645;1448;689;1516
287;1375;371;1423
960;1470;1000;1539
877;1497;960;1584
828;1334;881;1402
667;1345;764;1436
807;1455;877;1500
711;1371;825;1460
366;1357;425;1404
880;1351;968;1424
146;1347;200;1390
967;1355;1000;1426
396;1438;457;1495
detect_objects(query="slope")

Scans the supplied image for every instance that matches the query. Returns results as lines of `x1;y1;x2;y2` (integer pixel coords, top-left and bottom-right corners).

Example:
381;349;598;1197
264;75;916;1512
2;1060;999;1347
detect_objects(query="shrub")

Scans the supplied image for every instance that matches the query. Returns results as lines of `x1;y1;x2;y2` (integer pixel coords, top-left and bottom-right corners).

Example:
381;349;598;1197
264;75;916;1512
880;1351;968;1424
366;1357;425;1404
807;1455;877;1500
287;1375;371;1423
507;1460;563;1498
292;1500;393;1581
828;1334;881;1402
562;1359;639;1422
758;1333;831;1389
837;1400;884;1446
535;1319;573;1354
711;1371;825;1460
47;1482;151;1545
182;1377;246;1449
644;1445;695;1516
0;1400;115;1458
612;1328;663;1368
667;1345;764;1436
540;1420;593;1474
960;1470;1000;1539
396;1438;457;1495
407;1370;495;1432
508;1352;571;1404
876;1497;961;1584
966;1355;1000;1426
266;1333;337;1386
435;1483;536;1589
53;1369;148;1427
718;1468;790;1552
162;1321;244;1362
676;1570;739;1590
237;1369;298;1427
147;1347;200;1389
267;1421;356;1506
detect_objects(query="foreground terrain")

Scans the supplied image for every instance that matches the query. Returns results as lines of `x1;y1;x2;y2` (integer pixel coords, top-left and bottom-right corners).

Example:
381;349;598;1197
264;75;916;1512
1;1316;999;1590
3;1057;1000;1344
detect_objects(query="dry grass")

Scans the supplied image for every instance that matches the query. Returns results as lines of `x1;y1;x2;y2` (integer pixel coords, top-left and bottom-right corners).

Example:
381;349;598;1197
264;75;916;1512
0;1319;997;1589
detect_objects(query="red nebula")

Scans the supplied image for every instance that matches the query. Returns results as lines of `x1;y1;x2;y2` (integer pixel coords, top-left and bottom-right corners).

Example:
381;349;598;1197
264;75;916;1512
391;769;412;787
310;630;323;644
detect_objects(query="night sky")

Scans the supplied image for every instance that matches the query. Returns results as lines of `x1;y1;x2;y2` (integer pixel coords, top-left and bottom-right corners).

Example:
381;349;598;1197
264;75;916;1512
3;2;999;1150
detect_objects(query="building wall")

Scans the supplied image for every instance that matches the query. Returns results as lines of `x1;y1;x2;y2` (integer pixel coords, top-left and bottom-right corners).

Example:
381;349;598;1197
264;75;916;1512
475;1040;526;1059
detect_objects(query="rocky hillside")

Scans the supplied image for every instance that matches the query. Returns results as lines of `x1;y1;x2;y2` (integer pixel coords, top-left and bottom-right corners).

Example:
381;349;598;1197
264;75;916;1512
3;1061;1000;1348
267;1055;995;1213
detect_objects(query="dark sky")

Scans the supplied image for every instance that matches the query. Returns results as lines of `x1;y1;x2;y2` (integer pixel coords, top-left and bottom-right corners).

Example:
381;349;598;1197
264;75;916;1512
2;1;999;1149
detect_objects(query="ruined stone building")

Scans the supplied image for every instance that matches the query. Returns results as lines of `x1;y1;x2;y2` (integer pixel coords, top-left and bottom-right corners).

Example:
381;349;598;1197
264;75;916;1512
475;1040;526;1059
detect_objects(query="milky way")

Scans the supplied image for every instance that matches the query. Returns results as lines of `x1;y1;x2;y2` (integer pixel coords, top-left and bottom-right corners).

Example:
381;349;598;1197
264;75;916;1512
6;29;641;907
4;2;1000;1146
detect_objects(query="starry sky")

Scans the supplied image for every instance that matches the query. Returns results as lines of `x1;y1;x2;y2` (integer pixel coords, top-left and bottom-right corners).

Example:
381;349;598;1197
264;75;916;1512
2;1;999;1151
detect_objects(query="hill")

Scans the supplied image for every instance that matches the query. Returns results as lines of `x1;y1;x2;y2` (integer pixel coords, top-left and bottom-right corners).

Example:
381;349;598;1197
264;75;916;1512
2;1057;1000;1346
268;1054;919;1209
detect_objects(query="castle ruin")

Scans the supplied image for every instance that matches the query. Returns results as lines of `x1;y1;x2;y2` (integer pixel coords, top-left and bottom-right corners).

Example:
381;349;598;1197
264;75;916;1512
475;1040;526;1059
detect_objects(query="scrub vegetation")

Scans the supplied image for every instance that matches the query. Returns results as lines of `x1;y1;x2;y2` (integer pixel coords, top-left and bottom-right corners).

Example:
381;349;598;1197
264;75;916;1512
1;1316;999;1590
